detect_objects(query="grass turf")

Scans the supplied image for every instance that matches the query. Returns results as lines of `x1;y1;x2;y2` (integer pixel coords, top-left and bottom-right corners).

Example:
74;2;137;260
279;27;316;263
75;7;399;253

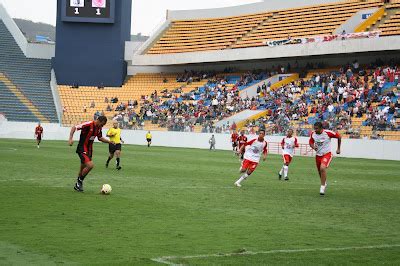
0;139;399;265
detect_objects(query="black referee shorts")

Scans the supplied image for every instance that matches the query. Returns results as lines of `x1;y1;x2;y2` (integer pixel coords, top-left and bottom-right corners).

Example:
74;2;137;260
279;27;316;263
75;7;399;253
109;143;122;154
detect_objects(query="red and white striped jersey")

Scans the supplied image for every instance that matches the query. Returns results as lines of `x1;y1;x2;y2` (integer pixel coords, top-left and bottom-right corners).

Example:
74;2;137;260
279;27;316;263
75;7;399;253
244;138;268;163
281;136;298;157
309;130;340;156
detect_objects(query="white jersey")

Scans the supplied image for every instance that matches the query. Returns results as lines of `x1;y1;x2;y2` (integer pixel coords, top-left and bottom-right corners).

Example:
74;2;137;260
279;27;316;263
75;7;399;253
243;138;268;163
281;136;298;157
309;130;340;156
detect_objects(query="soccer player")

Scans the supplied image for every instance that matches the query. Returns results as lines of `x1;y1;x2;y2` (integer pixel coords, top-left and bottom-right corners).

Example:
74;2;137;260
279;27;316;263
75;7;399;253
68;116;113;192
106;121;124;170
234;129;268;187
279;129;299;181
146;131;152;147
34;122;43;148
309;122;341;196
237;130;248;161
231;130;239;152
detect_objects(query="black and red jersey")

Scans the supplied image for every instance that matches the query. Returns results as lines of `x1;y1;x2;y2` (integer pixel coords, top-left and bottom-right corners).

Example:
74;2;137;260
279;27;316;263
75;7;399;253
231;132;239;142
35;126;43;136
238;135;248;148
75;121;103;156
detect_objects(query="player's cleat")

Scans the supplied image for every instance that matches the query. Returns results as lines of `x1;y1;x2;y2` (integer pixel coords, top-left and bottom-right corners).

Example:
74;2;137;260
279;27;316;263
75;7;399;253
278;173;282;180
105;163;109;168
320;185;325;196
284;176;289;181
234;182;242;187
74;182;84;192
37;145;40;149
116;166;122;170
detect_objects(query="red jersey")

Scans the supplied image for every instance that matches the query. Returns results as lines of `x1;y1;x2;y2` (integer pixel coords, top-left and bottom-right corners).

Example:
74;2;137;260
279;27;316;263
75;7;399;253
75;121;103;157
35;126;43;136
238;135;248;148
231;132;239;142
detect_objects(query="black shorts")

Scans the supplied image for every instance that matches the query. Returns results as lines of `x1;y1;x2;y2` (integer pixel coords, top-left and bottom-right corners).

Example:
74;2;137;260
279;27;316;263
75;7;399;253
232;141;238;147
146;138;152;143
36;136;42;141
109;143;122;154
78;152;92;164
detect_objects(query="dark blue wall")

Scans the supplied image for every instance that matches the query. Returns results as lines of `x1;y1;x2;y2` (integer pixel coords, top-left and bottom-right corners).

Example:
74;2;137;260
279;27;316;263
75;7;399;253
53;0;132;87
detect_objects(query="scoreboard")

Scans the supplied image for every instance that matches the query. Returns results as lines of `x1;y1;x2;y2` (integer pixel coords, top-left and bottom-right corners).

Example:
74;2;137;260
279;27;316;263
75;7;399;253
61;0;115;23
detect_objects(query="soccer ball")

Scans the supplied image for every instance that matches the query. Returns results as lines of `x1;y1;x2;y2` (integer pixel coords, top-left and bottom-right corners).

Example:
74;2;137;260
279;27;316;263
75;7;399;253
101;184;112;195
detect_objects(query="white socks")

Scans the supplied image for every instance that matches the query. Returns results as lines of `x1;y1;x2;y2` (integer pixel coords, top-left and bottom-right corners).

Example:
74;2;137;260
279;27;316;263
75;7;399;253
283;166;289;178
280;165;289;178
236;173;249;185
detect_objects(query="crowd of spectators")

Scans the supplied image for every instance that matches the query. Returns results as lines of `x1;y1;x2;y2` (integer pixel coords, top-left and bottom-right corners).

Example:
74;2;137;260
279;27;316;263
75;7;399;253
92;61;399;139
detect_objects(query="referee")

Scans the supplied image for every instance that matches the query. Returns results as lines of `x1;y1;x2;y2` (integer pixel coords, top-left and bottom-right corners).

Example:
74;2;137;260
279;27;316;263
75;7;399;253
106;121;124;170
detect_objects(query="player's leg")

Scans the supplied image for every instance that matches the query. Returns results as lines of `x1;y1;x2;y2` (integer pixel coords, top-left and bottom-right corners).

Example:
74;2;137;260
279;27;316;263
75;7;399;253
115;147;121;170
75;154;94;192
318;153;332;195
279;155;285;180
106;144;114;168
283;156;291;181
235;161;256;187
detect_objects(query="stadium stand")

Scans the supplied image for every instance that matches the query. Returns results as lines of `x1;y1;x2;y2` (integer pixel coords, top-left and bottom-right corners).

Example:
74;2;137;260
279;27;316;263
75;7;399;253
147;0;384;54
0;20;57;123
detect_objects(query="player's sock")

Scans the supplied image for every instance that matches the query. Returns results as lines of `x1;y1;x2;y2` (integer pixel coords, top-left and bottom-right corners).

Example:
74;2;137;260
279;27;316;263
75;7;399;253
116;158;120;167
279;166;283;179
284;166;289;180
236;173;248;184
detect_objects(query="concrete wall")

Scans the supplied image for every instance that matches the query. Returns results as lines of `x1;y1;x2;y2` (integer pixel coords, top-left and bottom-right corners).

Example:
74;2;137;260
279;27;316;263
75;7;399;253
131;36;400;67
0;3;55;60
1;121;399;161
50;70;62;124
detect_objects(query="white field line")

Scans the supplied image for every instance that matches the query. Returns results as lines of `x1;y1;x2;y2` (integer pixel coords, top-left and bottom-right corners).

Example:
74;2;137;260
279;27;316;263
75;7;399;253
151;244;400;265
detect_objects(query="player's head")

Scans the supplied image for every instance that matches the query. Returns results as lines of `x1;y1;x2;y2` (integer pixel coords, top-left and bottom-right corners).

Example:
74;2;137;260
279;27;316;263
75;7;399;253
258;129;265;139
287;128;293;137
148;131;150;134
96;116;107;127
38;122;41;126
113;121;118;129
240;130;245;135
314;122;323;134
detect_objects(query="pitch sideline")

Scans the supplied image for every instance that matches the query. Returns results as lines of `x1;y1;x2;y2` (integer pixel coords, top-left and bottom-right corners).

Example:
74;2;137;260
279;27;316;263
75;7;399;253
151;244;400;265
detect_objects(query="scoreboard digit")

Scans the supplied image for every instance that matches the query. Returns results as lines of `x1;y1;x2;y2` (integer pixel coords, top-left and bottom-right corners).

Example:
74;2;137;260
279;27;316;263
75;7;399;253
61;0;115;23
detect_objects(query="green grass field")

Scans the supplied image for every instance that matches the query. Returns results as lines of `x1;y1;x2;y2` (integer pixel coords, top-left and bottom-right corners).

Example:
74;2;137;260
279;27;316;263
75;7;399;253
0;139;399;265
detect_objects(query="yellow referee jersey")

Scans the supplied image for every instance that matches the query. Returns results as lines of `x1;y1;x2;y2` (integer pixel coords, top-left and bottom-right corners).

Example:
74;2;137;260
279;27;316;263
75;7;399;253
107;128;122;144
146;133;152;139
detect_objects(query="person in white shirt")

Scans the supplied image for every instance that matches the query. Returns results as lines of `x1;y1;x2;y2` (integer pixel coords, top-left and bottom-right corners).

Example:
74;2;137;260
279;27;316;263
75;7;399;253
309;122;341;196
234;129;268;187
279;129;299;181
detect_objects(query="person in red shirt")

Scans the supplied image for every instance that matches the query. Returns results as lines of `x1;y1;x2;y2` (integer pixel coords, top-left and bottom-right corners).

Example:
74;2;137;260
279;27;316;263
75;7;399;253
231;130;239;152
34;122;43;148
68;116;113;192
237;130;248;161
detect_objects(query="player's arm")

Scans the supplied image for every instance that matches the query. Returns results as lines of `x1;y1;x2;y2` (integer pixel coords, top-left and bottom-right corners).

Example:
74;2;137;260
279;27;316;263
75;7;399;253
69;126;76;146
98;137;114;144
295;137;299;148
326;130;341;154
120;137;124;144
309;135;316;151
336;135;341;154
281;138;285;149
262;143;268;161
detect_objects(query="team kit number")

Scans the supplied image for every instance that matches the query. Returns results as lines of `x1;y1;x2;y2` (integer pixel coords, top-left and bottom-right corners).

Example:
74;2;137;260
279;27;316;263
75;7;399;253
70;0;106;15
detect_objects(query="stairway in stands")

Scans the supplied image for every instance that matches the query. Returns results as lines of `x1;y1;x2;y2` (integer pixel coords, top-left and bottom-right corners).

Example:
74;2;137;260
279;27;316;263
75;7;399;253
0;19;57;123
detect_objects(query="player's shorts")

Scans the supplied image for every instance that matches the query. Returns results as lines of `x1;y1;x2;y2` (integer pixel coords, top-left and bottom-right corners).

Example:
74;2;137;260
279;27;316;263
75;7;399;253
316;152;333;170
109;143;122;153
36;136;42;141
78;152;92;164
232;141;238;147
282;154;293;164
146;138;152;143
241;159;258;173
